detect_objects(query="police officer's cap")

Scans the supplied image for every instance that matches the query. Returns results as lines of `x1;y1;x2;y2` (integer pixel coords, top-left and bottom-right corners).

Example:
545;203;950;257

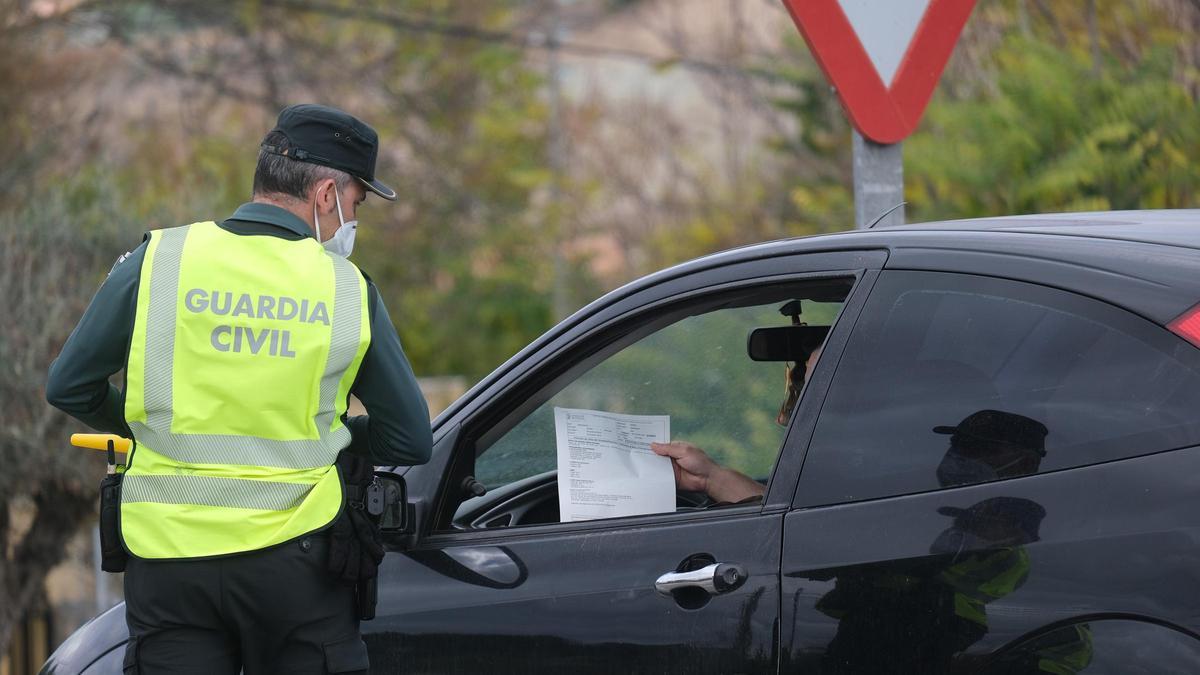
262;104;397;201
938;497;1048;543
933;409;1048;457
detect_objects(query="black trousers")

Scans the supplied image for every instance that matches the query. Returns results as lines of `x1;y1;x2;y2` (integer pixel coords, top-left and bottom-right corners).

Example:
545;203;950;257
123;534;368;674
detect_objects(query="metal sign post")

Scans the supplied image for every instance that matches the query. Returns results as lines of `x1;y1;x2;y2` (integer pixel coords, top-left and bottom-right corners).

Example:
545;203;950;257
852;132;904;229
781;0;977;228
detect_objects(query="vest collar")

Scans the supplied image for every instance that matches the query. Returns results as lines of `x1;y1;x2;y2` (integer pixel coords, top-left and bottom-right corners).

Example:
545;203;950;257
227;202;315;239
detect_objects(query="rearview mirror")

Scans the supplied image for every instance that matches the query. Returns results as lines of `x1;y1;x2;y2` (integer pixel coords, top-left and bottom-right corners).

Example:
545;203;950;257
747;325;830;361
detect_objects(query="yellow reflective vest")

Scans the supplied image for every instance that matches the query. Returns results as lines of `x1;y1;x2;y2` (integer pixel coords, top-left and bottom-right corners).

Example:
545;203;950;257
121;221;371;559
938;546;1030;626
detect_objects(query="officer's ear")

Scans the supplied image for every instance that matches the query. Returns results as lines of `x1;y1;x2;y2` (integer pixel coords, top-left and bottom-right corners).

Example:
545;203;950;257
312;178;338;213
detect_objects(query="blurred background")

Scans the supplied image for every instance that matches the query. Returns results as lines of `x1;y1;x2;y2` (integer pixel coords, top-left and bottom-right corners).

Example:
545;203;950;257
1;0;1197;670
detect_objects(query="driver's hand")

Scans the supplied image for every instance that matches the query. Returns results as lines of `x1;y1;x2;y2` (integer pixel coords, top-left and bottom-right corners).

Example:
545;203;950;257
650;441;717;493
651;441;767;504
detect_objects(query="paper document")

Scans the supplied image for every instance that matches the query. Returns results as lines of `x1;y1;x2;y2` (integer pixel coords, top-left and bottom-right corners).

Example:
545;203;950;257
554;407;675;522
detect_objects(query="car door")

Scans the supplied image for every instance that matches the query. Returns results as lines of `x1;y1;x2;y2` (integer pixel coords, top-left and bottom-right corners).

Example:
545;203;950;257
363;250;885;674
780;270;1200;673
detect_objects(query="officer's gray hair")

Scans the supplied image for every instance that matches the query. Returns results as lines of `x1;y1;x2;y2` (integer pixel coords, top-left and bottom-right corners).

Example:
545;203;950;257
251;130;353;202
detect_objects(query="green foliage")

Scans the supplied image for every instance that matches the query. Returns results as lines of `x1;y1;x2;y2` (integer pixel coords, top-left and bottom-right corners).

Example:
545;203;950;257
1;191;137;495
477;305;792;487
762;1;1199;225
907;36;1199;219
312;1;568;380
762;34;852;163
756;33;858;237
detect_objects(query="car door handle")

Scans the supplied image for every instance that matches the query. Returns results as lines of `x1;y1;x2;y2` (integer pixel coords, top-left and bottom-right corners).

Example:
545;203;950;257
655;563;747;596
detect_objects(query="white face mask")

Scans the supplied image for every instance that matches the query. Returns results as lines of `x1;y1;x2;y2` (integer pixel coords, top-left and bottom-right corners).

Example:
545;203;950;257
313;187;357;258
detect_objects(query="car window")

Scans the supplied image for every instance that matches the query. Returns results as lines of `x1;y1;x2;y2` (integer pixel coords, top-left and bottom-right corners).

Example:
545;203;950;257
462;279;852;527
797;271;1200;507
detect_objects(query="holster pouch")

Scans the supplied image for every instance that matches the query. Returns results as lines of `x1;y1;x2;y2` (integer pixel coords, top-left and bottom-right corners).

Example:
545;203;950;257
356;575;378;621
330;451;385;620
99;473;129;573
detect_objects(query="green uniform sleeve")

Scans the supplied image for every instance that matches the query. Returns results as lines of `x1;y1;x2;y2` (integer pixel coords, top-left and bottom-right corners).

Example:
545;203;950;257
45;242;146;436
344;280;433;466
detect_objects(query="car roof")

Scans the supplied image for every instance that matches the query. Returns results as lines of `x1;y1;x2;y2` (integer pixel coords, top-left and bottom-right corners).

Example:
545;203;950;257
431;210;1200;432
879;209;1200;250
654;209;1199;290
672;209;1200;324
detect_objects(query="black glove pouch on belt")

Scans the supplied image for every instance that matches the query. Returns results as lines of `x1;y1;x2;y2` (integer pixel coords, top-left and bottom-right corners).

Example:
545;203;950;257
99;473;128;573
328;451;385;588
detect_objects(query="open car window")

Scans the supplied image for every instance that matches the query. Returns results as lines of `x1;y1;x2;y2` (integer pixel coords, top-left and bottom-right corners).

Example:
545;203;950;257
450;278;853;531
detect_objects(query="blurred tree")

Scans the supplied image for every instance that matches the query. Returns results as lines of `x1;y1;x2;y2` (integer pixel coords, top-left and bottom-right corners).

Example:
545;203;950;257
754;0;1199;228
20;0;578;380
0;0;140;654
572;0;1197;286
0;195;133;657
907;0;1200;219
567;32;851;277
757;33;857;235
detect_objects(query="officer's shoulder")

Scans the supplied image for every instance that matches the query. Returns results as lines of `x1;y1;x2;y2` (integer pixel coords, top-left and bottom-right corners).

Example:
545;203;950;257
108;238;150;276
352;264;374;283
352;267;387;320
109;251;133;274
354;265;379;289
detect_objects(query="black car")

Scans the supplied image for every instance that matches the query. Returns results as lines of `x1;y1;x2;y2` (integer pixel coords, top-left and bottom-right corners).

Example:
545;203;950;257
43;211;1200;674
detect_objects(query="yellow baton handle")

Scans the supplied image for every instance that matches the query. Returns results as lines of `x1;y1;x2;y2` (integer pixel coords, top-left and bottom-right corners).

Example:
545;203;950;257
70;434;132;453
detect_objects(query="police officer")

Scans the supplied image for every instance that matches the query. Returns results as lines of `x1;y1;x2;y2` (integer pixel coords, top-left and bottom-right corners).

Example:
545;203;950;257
46;104;434;674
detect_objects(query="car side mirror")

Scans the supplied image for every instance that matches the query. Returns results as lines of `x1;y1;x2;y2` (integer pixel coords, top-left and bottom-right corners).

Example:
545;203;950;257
375;472;414;534
747;325;830;361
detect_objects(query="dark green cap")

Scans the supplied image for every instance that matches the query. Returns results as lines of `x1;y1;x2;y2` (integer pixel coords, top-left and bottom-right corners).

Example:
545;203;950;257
263;104;396;200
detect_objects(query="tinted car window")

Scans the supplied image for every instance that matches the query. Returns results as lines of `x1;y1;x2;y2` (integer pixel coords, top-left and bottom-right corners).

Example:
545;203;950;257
798;271;1200;507
469;280;851;525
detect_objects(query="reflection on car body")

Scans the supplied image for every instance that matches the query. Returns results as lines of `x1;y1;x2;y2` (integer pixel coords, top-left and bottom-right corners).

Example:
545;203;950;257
813;409;1050;673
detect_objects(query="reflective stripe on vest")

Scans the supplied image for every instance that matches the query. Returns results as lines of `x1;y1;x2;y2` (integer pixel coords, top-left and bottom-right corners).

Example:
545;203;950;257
121;222;371;559
122;474;313;511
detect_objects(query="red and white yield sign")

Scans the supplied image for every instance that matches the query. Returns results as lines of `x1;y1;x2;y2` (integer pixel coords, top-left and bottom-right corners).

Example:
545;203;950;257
781;0;977;144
